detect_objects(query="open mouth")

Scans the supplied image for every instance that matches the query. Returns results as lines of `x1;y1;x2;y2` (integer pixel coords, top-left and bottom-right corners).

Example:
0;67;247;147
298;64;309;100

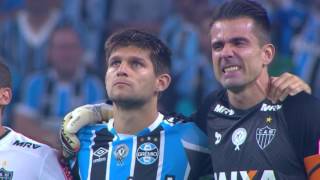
223;65;240;73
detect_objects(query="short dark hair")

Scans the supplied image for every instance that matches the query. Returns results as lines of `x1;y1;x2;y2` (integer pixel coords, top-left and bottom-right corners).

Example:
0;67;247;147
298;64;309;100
104;29;171;75
210;0;271;44
0;58;12;89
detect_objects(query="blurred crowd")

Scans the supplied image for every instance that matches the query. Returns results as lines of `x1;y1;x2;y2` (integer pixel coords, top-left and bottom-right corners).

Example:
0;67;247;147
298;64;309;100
0;0;319;149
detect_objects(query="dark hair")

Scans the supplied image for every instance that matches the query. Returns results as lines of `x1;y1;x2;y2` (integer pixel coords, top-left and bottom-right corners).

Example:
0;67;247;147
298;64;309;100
0;58;12;89
211;0;271;44
104;29;171;75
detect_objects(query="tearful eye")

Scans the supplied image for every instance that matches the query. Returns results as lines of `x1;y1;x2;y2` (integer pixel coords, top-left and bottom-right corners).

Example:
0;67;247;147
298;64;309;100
212;42;223;51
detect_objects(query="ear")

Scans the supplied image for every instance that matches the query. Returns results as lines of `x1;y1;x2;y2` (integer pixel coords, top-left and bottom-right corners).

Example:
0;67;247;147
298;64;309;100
0;88;12;106
155;73;171;93
262;43;275;66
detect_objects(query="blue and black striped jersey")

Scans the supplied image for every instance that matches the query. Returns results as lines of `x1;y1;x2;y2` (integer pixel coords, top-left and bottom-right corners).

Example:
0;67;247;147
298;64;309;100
72;113;212;180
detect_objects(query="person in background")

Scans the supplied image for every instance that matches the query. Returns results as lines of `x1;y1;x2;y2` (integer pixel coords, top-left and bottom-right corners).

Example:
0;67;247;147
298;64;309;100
13;24;105;149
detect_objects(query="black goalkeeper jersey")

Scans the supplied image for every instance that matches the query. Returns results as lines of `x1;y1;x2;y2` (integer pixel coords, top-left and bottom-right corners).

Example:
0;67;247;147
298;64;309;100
195;90;320;180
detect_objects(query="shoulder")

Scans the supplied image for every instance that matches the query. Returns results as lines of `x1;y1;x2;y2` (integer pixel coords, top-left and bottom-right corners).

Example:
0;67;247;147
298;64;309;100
8;129;57;158
282;92;320;115
78;123;110;140
168;121;208;148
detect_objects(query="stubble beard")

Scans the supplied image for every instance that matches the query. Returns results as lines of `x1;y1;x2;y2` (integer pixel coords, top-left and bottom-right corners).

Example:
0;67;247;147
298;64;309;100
110;96;147;110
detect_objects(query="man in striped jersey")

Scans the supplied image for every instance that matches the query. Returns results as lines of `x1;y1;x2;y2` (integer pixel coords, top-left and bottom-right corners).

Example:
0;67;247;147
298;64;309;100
65;29;212;180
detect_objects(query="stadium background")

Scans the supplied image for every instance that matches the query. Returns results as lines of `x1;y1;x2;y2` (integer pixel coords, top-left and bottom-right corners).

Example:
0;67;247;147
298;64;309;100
0;0;319;149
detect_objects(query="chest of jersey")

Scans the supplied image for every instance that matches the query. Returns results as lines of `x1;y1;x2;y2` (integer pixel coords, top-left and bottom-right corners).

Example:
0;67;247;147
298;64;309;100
207;102;307;180
76;124;209;180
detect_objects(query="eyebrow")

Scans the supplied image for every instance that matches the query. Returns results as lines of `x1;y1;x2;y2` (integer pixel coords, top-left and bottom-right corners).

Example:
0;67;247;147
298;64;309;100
212;36;249;44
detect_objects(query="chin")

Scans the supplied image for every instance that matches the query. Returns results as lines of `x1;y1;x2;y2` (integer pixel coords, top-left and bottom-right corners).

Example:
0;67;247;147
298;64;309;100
223;82;246;92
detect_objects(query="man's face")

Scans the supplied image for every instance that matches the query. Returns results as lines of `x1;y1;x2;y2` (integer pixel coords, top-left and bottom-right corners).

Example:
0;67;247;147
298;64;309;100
106;46;161;107
210;17;268;91
49;29;82;77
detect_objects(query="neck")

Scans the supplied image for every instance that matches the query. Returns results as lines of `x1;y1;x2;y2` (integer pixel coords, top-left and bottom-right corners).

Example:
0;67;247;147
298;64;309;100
227;69;270;110
26;11;52;32
112;98;159;134
0;116;6;136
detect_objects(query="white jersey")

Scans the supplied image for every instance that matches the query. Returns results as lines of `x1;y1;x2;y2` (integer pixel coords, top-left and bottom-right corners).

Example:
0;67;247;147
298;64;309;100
0;127;66;180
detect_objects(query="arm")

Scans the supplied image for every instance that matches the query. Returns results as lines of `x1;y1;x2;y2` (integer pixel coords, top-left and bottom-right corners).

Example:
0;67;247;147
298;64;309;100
282;93;320;180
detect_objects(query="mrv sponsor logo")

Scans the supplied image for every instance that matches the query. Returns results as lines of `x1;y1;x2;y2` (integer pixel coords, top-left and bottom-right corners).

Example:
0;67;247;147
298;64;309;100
13;140;41;149
136;142;159;165
213;104;235;116
260;103;282;112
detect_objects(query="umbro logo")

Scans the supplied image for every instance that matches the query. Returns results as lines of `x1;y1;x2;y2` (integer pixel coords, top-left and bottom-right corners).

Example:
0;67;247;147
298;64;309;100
93;147;108;158
213;104;235;116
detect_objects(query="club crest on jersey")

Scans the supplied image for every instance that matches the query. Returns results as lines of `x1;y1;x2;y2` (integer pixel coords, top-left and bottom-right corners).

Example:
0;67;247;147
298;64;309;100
0;168;13;180
136;142;159;165
114;144;129;166
256;126;276;150
213;104;235;116
232;128;247;151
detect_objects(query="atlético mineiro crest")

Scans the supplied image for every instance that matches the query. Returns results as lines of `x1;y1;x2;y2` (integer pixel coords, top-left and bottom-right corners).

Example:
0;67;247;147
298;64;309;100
0;168;13;180
256;126;276;150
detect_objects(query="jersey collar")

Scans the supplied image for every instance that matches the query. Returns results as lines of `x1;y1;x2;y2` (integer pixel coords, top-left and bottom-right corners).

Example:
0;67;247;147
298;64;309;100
107;112;164;140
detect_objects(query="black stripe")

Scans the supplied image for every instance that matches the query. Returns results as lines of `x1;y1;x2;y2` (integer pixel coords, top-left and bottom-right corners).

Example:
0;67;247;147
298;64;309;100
132;127;163;179
308;162;320;178
90;128;114;180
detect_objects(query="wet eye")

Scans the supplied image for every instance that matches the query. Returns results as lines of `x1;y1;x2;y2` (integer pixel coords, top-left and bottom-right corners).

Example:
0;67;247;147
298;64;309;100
212;42;223;51
232;38;248;47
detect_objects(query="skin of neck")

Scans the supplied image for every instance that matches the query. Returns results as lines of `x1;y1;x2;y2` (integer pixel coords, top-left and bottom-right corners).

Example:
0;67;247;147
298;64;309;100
112;97;159;135
227;67;270;110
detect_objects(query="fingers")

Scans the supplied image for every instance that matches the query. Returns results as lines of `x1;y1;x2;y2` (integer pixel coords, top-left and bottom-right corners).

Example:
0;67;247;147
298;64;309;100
269;73;311;103
268;73;292;103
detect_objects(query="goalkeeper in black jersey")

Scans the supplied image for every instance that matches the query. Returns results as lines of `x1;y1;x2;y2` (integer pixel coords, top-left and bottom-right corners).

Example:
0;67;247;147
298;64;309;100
193;0;320;179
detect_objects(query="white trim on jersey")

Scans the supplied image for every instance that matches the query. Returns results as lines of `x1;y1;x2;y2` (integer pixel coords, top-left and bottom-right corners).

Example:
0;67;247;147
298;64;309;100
184;163;191;180
156;130;165;180
86;130;96;180
181;139;210;154
129;136;137;177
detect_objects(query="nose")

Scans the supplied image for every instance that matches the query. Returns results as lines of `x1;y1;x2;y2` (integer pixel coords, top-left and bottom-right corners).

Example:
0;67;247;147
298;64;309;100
220;44;234;59
116;62;128;77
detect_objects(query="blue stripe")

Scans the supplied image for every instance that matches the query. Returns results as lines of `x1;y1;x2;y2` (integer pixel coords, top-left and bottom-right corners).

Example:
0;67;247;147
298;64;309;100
109;138;134;179
161;128;188;179
78;129;95;180
78;125;106;179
